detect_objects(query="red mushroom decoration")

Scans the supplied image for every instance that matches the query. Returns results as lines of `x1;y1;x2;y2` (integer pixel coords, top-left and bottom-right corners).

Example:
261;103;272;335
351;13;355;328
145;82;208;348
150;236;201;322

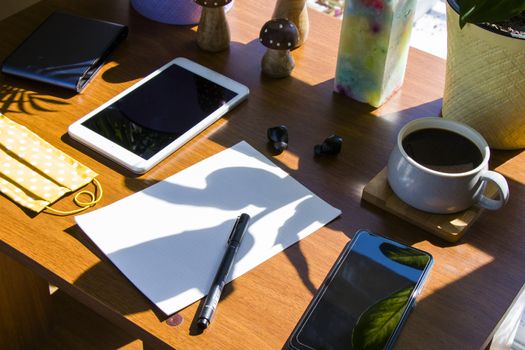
259;18;300;78
194;0;232;52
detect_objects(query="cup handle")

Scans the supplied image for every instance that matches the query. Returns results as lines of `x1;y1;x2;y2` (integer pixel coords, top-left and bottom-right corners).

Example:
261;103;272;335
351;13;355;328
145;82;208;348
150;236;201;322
477;171;510;210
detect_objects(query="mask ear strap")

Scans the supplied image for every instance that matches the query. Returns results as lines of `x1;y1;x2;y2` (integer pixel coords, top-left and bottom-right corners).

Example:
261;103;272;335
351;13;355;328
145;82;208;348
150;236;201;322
44;178;103;216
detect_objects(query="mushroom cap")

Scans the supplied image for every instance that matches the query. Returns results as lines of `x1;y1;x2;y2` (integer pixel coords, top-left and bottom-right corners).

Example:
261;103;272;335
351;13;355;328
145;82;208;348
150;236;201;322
259;18;299;50
194;0;232;8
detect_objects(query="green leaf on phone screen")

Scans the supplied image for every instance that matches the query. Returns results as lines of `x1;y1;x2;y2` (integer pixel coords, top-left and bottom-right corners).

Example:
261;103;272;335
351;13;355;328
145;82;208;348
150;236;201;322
379;243;429;270
352;286;413;350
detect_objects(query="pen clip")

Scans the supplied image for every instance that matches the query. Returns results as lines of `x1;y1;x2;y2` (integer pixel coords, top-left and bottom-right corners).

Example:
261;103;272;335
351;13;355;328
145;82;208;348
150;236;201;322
228;216;241;243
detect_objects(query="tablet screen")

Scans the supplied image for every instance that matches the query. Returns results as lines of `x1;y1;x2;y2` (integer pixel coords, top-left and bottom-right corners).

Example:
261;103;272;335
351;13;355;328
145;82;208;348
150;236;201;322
81;64;238;159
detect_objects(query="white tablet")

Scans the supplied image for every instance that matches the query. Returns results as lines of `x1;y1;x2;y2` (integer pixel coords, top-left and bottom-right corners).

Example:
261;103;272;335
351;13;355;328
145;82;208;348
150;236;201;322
68;57;249;173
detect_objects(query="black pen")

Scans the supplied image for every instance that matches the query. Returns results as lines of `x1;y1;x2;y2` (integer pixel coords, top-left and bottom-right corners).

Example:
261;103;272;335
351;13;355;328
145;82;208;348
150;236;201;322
197;213;250;329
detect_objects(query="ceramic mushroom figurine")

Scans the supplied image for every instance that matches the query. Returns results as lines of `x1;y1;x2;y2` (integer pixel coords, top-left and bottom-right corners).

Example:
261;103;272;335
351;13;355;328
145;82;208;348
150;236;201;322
259;18;300;78
194;0;232;52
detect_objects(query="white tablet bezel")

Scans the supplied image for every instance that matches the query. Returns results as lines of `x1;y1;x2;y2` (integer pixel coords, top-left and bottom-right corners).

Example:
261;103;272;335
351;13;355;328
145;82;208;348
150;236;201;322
68;57;249;173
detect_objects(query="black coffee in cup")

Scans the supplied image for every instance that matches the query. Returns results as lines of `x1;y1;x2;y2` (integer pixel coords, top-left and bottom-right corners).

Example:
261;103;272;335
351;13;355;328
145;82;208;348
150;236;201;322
401;128;483;173
389;118;508;213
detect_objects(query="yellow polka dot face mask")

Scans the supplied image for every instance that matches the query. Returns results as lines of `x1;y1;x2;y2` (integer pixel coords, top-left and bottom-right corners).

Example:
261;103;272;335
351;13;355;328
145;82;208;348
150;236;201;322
0;114;102;215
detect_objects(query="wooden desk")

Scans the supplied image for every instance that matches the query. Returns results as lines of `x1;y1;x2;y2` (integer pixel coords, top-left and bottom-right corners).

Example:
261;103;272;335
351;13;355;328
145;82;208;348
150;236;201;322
1;0;524;349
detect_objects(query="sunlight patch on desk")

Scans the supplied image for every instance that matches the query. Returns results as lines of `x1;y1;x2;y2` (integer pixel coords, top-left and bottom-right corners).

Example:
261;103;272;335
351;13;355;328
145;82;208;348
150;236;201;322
496;150;525;185
290;65;337;88
372;95;442;120
414;242;494;301
275;150;301;172
98;60;122;77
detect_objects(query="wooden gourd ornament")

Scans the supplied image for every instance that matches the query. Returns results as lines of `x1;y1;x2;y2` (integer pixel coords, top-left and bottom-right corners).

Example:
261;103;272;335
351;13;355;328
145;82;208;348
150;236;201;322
194;0;232;52
272;0;309;47
259;18;300;78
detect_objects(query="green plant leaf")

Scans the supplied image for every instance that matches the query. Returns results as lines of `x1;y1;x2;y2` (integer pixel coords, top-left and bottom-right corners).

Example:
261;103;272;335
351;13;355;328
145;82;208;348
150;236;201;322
352;286;413;350
456;0;525;28
379;243;429;270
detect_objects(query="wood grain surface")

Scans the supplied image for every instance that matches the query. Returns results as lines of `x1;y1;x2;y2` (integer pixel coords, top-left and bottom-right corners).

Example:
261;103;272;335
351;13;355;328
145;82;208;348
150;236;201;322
0;0;524;349
42;290;143;350
497;150;525;185
0;254;50;349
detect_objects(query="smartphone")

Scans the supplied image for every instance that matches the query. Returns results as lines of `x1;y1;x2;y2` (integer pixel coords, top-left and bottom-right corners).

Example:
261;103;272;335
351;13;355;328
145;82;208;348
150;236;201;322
286;229;433;350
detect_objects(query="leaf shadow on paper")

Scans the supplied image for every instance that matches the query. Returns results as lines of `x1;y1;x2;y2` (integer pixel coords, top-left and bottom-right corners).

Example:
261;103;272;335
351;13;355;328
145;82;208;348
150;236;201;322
72;165;336;326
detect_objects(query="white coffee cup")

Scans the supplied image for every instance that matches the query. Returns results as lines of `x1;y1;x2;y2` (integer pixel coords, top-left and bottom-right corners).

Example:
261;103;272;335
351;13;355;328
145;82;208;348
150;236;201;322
387;117;509;214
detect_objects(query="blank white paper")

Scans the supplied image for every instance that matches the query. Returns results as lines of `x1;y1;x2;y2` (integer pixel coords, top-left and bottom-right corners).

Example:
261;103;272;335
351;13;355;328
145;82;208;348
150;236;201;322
75;141;341;315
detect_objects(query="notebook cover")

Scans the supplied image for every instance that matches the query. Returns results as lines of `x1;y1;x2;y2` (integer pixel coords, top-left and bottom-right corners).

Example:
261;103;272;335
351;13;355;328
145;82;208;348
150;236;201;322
1;12;128;92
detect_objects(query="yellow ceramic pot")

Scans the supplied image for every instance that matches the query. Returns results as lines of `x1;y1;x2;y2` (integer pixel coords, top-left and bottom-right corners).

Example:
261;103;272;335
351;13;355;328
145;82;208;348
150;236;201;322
442;1;525;150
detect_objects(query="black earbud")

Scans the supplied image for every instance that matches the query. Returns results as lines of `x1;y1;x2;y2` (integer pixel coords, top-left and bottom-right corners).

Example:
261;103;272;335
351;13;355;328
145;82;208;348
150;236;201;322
314;135;343;156
267;125;288;154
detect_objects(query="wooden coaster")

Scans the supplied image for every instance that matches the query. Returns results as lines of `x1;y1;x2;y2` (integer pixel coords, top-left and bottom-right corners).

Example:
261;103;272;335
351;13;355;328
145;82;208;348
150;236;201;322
362;168;497;242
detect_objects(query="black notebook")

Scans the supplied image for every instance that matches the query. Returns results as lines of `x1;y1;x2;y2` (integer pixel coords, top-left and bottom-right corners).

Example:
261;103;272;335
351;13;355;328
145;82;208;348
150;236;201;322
1;12;128;92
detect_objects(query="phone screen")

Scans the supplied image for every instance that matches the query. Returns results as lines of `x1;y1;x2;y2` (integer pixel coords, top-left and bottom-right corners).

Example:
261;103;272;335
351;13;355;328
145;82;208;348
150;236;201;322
81;63;238;160
287;230;433;350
